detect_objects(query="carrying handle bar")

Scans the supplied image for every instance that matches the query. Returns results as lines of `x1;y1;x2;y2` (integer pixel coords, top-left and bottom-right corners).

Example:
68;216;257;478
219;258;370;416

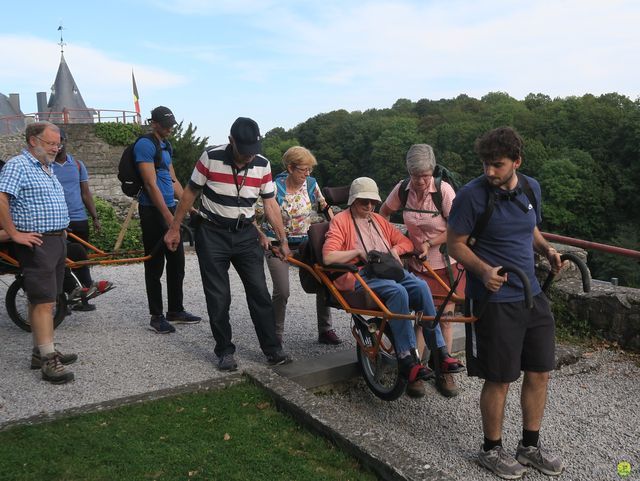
541;253;591;294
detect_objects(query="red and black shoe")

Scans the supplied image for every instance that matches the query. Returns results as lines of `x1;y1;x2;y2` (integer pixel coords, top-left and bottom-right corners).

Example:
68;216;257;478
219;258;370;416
398;356;434;382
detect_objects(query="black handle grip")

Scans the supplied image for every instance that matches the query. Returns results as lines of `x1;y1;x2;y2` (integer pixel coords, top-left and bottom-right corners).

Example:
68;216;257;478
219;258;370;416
542;252;591;293
474;265;533;318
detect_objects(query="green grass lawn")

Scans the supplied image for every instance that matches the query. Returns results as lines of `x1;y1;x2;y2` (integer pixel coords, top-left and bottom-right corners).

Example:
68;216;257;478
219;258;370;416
0;381;377;481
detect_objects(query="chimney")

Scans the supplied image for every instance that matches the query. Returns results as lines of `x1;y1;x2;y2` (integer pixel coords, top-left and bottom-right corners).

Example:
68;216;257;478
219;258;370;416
36;92;48;114
8;94;20;114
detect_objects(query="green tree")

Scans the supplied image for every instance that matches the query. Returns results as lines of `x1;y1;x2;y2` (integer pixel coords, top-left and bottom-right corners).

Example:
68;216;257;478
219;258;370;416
170;122;209;186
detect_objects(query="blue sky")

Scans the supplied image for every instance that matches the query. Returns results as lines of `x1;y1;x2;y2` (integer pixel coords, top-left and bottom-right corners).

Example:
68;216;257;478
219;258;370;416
2;0;639;144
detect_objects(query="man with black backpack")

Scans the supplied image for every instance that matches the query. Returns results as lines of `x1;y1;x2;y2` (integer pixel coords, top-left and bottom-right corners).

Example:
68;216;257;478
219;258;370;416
447;127;564;479
136;106;201;334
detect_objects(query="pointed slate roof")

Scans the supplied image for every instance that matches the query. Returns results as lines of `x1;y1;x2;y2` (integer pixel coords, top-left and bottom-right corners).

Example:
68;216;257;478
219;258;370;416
46;53;94;123
0;93;24;135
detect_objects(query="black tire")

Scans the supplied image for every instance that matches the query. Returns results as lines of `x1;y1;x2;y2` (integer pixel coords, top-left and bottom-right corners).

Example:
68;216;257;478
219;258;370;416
355;316;407;401
5;276;67;332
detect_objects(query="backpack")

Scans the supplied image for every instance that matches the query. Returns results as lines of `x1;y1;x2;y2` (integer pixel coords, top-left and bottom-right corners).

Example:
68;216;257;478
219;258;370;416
467;173;538;247
274;172;318;205
397;164;462;218
118;134;172;198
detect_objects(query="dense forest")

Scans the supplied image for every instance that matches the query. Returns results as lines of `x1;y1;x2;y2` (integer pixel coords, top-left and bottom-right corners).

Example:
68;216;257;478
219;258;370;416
257;92;640;287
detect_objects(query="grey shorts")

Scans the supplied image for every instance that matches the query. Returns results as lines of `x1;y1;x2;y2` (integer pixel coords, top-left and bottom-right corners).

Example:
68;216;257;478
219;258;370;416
465;293;556;383
14;235;66;304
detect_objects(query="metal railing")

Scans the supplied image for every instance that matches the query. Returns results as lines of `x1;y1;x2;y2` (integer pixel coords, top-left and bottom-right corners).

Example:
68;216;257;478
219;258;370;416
0;108;142;132
542;232;640;259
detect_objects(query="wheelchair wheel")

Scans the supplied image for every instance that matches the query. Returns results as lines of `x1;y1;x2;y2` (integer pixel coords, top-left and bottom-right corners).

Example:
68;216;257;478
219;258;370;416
355;316;407;401
5;276;67;332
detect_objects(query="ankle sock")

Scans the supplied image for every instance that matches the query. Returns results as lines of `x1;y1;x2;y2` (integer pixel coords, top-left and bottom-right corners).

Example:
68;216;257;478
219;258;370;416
522;429;539;447
38;343;55;357
483;437;502;452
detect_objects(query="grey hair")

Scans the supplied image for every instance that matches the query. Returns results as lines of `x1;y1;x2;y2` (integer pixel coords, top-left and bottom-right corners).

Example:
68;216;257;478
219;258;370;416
405;144;436;175
24;121;59;145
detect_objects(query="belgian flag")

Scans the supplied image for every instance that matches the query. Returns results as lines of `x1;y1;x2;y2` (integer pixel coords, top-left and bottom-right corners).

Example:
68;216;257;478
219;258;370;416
132;70;141;121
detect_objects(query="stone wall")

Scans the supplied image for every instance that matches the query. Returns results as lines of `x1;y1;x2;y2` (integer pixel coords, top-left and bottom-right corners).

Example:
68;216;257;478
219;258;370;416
0;123;129;201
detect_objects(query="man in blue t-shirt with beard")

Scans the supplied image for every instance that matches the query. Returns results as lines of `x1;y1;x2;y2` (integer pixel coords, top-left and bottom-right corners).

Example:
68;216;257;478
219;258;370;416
448;127;565;479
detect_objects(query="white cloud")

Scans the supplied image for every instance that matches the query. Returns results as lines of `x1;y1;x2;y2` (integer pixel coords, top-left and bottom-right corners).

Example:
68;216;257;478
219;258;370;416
0;35;187;113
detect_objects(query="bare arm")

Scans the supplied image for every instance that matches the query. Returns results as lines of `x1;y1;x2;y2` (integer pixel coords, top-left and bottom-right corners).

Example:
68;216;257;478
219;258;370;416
79;181;100;231
169;164;184;201
164;184;198;252
379;202;394;219
139;162;174;227
0;193;43;247
446;225;506;292
323;248;365;265
533;226;563;274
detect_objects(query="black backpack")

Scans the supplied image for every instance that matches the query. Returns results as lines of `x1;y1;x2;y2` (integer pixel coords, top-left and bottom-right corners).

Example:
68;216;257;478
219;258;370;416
118;134;172;197
397;164;462;219
467;173;538;247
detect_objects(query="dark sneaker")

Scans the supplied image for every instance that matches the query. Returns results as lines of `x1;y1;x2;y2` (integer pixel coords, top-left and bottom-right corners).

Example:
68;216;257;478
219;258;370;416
435;373;459;397
31;346;78;370
149;315;176;334
41;353;75;384
70;301;96;312
478;445;527;480
217;353;238;372
406;379;426;398
166;310;202;324
318;329;342;345
266;350;293;366
516;441;564;476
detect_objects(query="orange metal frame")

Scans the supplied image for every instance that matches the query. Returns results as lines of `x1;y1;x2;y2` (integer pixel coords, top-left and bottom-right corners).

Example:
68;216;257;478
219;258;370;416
287;256;475;363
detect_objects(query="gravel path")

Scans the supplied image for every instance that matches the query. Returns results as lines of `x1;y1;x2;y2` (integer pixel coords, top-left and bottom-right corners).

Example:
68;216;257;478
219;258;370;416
1;251;638;480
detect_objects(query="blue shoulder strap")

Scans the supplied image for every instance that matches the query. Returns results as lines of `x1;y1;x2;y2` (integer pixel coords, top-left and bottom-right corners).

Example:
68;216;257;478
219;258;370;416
306;176;318;203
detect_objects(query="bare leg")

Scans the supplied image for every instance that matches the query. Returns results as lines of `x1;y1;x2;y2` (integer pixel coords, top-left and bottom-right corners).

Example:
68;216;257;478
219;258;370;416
440;319;453;353
29;302;55;347
481;380;510;440
521;371;550;431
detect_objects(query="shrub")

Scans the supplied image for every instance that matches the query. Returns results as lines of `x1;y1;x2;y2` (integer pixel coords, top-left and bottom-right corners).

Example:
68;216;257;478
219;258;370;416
89;198;143;252
94;123;144;146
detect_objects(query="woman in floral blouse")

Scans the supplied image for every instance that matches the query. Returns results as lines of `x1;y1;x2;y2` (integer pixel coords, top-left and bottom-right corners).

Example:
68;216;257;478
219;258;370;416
261;146;341;345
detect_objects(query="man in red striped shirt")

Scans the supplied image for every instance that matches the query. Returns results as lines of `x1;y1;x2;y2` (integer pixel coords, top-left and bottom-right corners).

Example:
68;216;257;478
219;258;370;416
165;117;292;371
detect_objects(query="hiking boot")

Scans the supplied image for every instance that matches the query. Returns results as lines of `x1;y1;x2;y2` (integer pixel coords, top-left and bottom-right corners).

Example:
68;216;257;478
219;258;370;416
149;315;176;334
516;441;564;476
31;346;78;370
266;350;293;366
435;373;459;397
406;379;426;398
429;353;465;374
318;329;342;345
217;353;238;372
41;353;75;384
478;445;527;480
166;310;202;324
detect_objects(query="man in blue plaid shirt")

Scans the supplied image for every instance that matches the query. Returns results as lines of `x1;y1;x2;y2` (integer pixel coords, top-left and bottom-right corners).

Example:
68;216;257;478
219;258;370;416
0;121;76;384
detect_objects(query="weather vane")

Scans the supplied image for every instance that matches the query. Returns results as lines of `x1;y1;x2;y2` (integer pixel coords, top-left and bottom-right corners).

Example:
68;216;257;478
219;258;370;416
57;22;66;54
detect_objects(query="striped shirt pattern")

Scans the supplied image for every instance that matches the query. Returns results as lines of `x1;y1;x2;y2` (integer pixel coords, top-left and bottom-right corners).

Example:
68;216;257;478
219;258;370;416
0;150;69;233
189;144;275;225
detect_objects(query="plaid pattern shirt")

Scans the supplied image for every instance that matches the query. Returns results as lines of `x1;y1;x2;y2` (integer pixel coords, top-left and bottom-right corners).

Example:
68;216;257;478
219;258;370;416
0;149;69;233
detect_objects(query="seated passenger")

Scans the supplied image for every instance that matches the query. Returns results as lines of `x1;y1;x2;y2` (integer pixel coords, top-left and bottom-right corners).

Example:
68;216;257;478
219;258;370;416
322;177;461;384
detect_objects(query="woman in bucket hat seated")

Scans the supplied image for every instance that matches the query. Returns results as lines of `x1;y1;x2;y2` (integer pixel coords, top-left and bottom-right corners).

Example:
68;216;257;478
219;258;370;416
322;177;462;386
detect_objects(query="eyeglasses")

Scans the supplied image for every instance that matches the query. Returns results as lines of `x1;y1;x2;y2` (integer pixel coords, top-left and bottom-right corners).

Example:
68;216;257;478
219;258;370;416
410;173;433;181
294;166;313;174
356;199;377;206
35;136;63;150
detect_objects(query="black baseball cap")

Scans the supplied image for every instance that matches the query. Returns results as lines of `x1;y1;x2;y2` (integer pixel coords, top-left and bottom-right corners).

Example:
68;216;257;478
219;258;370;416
149;106;177;128
230;117;262;155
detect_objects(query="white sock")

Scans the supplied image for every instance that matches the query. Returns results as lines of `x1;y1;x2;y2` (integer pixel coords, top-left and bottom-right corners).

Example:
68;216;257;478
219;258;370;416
38;343;55;357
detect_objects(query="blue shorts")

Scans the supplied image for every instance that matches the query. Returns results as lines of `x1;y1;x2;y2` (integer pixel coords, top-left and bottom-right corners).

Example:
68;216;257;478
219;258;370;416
465;293;555;383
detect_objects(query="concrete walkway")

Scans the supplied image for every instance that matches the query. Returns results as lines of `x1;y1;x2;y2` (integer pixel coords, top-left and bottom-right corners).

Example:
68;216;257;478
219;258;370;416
1;252;638;481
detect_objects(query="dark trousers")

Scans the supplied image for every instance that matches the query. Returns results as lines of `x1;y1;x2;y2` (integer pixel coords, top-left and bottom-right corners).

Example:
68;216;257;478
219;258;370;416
63;243;92;292
195;221;280;358
139;204;185;316
68;219;90;242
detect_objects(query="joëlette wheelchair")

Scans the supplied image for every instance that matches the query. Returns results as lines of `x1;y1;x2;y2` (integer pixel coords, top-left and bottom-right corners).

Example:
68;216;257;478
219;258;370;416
285;185;591;401
0;227;193;332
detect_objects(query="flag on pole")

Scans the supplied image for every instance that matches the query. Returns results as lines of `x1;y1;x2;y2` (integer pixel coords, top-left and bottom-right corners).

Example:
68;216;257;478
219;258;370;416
132;70;141;122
